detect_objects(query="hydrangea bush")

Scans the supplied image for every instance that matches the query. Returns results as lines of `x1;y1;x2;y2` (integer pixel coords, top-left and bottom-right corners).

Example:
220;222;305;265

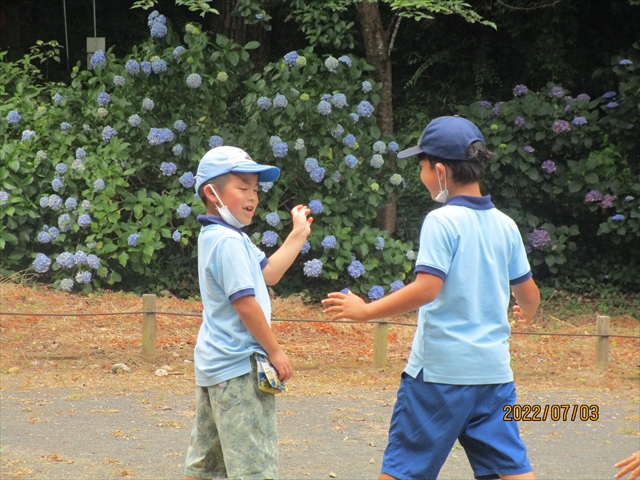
0;12;413;297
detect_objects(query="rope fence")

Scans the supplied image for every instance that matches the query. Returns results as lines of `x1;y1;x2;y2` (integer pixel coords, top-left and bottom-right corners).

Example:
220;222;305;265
1;293;637;370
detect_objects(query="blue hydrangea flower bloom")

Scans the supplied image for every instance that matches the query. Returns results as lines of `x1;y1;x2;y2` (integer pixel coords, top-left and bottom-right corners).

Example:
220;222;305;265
548;86;565;98
48;195;63;210
98;92;111;107
57;252;75;269
260;182;273;192
318;100;332;116
54;173;66;188
55;163;68;175
174;120;186;132
492;102;504;116
33;253;52;273
294;138;305;151
60;122;71;131
374;236;385;250
87;254;100;269
602;91;616;99
53;93;64;105
148;128;174;146
345;154;358;169
357;101;374;117
331;124;344;139
262;230;278;247
309;200;323;214
301;240;311;254
94;179;105;191
612;214;625;221
126;59;140;75
113;75;125;86
152;59;167;74
572;117;587;125
270;136;282;146
310;167;325;183
150;21;168;38
142;98;155;111
368;286;384;300
48;226;60;238
324;56;339;72
362;81;372;93
330;93;348;109
373;141;386;153
388;141;399;152
38;230;53;243
172;230;182;242
22;130;36;141
321;235;336;249
284;51;299;67
39;196;49;208
81;200;91;210
529;229;551;249
606;102;618;109
338;55;352;67
76;270;92;284
59;278;74;292
65;197;77;210
343;134;356;148
128;114;142;127
97;107;108;118
74;251;88;265
406;250;416;260
273;94;288;108
552;120;571;134
186;73;202;88
600;194;617;208
37;150;48;161
513;84;528;96
347;259;365;278
77;214;91;227
619;59;632;66
304;158;319;172
102;126;117;142
75;148;87;159
0;191;9;203
90;50;106;69
541;160;556;173
303;259;323;277
576;93;590;101
209;135;224;148
523;146;535;153
479;101;492;109
514;117;525;127
272;142;288;158
370;155;384;168
6;111;21;124
179;172;195;188
177;203;191;218
330;171;341;183
257;97;271;110
172;144;183;156
58;213;72;231
128;233;140;247
349;113;359;123
389;280;404;293
266;212;280;226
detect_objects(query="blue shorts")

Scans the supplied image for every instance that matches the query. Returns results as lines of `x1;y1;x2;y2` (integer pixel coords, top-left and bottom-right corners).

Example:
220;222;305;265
381;372;532;480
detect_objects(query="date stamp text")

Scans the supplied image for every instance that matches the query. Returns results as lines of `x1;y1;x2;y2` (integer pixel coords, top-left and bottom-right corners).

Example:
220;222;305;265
503;404;599;422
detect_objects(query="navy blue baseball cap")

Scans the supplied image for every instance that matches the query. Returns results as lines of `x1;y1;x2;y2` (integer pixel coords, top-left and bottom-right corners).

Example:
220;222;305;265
195;146;280;193
397;116;485;161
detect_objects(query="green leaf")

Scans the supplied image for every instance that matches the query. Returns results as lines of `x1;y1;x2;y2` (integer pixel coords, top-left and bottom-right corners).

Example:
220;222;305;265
118;251;129;267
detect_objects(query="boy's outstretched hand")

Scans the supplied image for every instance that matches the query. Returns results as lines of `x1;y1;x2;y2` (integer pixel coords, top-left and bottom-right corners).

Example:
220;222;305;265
290;204;313;237
322;290;369;322
615;451;640;480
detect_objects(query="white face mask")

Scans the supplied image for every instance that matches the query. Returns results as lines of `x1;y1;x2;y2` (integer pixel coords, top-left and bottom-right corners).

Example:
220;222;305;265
433;166;449;203
208;185;248;228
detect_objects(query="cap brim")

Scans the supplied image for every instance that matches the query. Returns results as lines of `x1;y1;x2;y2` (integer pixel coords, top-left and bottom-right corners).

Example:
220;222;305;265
396;145;423;159
232;164;280;183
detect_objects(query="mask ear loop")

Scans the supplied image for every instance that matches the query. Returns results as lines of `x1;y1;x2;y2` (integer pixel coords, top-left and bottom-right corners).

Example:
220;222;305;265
208;185;225;210
437;164;447;194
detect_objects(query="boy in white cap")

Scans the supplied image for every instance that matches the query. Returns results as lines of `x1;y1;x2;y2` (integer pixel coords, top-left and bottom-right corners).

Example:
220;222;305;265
323;116;540;480
184;146;312;480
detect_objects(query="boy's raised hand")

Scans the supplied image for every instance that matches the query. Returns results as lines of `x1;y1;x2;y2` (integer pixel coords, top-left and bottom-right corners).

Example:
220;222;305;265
322;290;369;322
290;204;313;236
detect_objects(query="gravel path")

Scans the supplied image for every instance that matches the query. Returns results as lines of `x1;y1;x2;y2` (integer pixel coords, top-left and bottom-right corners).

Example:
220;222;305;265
1;385;639;479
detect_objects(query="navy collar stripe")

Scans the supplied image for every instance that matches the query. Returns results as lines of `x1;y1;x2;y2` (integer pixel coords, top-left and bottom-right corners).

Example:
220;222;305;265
443;195;494;210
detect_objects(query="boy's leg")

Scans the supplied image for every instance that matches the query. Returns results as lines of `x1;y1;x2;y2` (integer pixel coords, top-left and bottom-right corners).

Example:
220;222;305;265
458;382;534;479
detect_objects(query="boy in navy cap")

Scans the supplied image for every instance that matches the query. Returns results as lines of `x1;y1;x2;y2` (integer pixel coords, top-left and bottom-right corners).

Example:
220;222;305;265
323;116;540;480
184;146;312;480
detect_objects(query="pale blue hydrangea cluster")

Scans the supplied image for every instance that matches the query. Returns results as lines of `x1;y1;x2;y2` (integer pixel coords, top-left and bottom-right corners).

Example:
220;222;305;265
606;102;618;109
572;117;587;125
305;158;319;172
173;46;185;61
338;55;352;67
94;179;105;191
75;148;87;159
37;150;48;161
406;250;415;260
330;93;347;109
65;196;77;209
257;97;271;110
177;203;191;218
82;200;91;210
58;213;72;232
48;194;63;210
390;174;403;186
172;230;181;241
0;191;9;203
514;117;525;127
152;59;167;74
76;270;92;284
374;236;384;250
357;101;374;117
303;258;323;277
273;94;288;108
294;138;305;151
266;212;280;226
60;122;71;131
22;130;36;141
59;278;74;292
126;59;140;75
209;135;224;148
388;141;399;152
141;61;151;76
270;136;282;146
602;92;616;99
349;113;359;123
179;172;195;188
160;162;177;176
37;226;58;243
128;233;140;246
368;285;384;300
98;92;111;106
345;154;358;169
552;120;571;134
33;253;52;273
148;128;174;146
529;229;551;249
172;144;183;156
318;100;331;116
373;141;386;154
260;182;273;192
102;126;117;142
310;167;325;183
284;51;299;67
321;235;336;249
56;252;75;269
186;73;202;89
129;114;142;127
370;154;384;169
347;259;365;278
523;146;535;153
74;250;88;266
389;280;404;293
343;134;356;148
548;86;565;99
113;75;125;86
362;81;372;93
174;120;186;132
612;214;625;221
324;56;339;72
142;98;155;111
309;200;323;214
272;142;288;158
262;230;278;247
331;171;341;183
90;50;106;69
53;92;63;105
6;111;21;124
301;241;311;254
541;160;556;173
78;214;91;228
331;124;344;139
55;163;68;175
148;10;168;38
52;178;63;191
513;84;528;96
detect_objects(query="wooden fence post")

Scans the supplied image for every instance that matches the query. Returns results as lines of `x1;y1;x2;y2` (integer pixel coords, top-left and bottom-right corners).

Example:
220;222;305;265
142;294;157;363
595;315;610;371
373;320;388;368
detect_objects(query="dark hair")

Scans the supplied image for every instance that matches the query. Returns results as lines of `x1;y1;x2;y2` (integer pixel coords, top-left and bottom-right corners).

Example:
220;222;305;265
198;173;233;207
419;141;495;184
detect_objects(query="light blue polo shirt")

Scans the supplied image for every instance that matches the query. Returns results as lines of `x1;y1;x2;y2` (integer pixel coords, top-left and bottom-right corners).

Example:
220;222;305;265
405;195;532;385
194;215;271;387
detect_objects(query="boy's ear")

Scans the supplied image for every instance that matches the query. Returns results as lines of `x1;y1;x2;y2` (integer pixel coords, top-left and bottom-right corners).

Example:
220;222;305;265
203;184;220;206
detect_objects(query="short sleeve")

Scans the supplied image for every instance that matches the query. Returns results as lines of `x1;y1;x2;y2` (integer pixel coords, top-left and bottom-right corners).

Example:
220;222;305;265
246;236;268;269
210;237;257;300
415;215;452;279
508;226;532;284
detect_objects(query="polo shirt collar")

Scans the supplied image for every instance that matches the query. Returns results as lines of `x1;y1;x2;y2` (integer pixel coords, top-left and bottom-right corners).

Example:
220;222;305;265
444;195;494;210
197;214;244;234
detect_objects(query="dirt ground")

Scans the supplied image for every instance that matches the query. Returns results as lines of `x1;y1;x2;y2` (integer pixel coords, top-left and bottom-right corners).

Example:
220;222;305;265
1;281;639;478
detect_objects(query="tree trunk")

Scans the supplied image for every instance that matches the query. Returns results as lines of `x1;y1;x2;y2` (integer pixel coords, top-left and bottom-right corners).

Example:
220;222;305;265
355;0;397;233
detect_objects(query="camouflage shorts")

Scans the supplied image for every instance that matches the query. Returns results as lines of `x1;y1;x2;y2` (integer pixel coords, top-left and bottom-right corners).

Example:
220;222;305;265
184;357;278;479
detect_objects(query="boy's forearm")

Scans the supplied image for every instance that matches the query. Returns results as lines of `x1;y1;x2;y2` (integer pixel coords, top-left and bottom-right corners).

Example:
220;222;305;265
233;295;281;355
262;229;307;285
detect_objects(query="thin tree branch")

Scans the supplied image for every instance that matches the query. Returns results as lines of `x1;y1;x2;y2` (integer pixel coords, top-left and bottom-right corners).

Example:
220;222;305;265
495;0;564;11
388;15;402;58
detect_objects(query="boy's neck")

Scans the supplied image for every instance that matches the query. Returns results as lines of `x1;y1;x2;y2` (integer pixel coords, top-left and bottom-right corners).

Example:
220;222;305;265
448;182;482;198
